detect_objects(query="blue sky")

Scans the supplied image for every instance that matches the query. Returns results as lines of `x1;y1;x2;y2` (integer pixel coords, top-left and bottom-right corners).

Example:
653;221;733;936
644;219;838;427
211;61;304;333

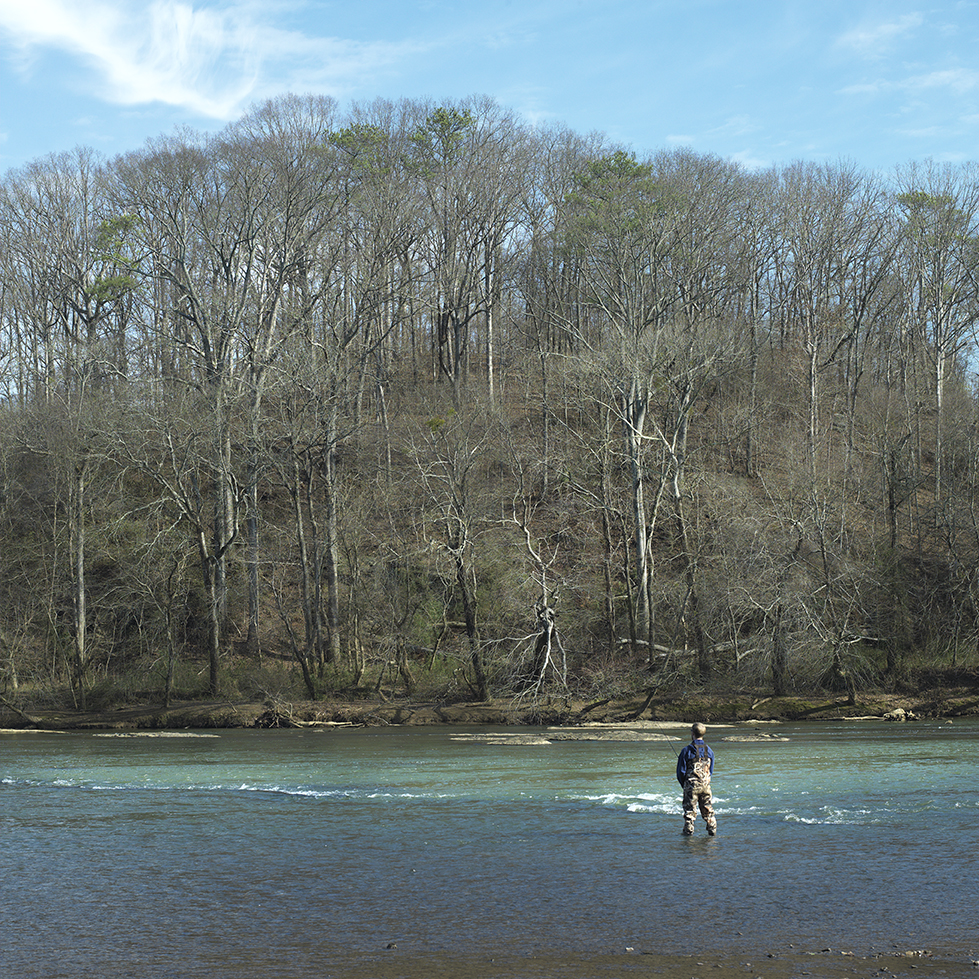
1;0;977;175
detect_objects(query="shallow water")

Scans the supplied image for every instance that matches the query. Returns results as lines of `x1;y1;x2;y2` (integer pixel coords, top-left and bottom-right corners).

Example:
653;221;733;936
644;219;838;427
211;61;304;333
2;719;977;977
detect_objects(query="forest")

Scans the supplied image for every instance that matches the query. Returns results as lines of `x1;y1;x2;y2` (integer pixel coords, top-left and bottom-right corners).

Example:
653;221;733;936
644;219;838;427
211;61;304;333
2;92;979;714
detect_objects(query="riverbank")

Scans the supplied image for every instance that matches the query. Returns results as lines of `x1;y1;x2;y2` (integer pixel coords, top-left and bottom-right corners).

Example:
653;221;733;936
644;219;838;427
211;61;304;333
3;684;978;730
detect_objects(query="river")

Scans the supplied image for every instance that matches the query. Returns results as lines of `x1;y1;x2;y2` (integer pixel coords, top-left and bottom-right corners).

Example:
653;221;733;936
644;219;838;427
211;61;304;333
2;718;977;978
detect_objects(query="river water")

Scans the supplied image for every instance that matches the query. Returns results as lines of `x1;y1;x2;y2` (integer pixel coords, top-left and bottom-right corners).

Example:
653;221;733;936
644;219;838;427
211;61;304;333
2;718;977;978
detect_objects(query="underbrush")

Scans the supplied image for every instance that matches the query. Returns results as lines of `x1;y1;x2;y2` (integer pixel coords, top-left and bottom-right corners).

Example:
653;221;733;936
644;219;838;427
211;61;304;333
4;637;976;718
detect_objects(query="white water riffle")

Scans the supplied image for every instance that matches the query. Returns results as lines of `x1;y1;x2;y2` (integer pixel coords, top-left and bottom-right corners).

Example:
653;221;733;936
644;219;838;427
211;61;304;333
2;719;977;977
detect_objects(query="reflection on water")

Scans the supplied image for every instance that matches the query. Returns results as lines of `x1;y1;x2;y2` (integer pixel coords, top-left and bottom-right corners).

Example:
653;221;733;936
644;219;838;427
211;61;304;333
2;720;977;978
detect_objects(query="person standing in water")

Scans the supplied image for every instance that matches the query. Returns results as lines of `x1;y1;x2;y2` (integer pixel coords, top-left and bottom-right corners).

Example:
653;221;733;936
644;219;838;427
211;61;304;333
676;722;716;836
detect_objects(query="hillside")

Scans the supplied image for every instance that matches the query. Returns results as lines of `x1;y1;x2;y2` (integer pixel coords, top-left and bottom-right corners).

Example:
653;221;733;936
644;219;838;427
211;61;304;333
2;97;979;716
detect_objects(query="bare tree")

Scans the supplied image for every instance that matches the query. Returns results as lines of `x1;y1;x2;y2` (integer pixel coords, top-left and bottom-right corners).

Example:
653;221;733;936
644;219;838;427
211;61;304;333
506;449;569;699
411;408;492;700
223;95;343;656
895;162;979;514
564;149;746;670
0;150;136;704
406;98;526;405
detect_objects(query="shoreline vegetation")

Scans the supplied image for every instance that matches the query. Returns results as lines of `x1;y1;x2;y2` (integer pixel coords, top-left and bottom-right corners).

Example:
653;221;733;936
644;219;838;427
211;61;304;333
3;684;977;732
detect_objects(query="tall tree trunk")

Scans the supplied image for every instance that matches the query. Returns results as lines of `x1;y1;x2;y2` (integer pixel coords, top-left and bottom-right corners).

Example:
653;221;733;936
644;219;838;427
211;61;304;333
771;603;787;696
622;381;650;650
196;537;221;697
322;409;342;666
70;456;87;708
485;234;498;407
212;419;234;632
746;314;759;477
455;549;487;700
289;453;318;674
599;411;616;641
245;446;260;659
192;471;223;697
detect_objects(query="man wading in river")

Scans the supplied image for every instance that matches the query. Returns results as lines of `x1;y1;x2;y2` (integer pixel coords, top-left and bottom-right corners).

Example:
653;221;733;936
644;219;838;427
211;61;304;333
676;722;717;836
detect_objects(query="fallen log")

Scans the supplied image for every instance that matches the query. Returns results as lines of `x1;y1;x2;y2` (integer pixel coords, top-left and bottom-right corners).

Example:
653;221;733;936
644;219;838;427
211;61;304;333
0;695;43;726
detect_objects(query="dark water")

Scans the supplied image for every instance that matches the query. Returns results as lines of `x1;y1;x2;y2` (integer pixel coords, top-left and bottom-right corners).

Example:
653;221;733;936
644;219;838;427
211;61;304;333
2;719;977;977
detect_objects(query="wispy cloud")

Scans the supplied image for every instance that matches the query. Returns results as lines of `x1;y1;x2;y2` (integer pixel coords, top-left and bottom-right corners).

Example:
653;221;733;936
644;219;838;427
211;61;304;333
0;0;422;118
835;13;923;58
662;116;768;168
907;67;979;94
669;115;759;146
841;67;979;98
728;148;770;172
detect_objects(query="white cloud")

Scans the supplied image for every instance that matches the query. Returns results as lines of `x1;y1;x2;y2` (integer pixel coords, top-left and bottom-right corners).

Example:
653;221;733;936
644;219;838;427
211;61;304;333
662;118;767;168
0;0;422;119
518;106;556;129
897;125;948;138
728;149;769;172
838;80;885;96
906;67;979;94
835;13;923;58
840;67;979;98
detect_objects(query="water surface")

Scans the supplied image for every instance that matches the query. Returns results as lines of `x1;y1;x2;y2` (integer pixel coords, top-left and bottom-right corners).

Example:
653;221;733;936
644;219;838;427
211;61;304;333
2;719;977;977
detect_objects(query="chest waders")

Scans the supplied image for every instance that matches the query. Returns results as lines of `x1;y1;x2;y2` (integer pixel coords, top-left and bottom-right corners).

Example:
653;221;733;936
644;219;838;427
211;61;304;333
690;743;711;784
683;743;717;836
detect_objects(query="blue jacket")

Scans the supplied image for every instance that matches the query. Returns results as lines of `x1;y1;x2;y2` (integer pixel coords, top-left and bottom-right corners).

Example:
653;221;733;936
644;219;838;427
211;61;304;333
676;739;714;786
